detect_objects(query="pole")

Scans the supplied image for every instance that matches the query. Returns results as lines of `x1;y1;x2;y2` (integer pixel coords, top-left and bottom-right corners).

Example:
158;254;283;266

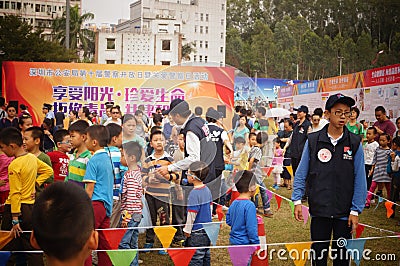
338;56;344;76
296;63;299;80
66;0;70;49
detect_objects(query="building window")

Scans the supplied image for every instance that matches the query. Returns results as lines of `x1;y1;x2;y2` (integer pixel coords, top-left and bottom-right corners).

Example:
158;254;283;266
206;14;209;22
200;13;203;21
221;3;225;10
16;2;20;9
194;25;197;33
199;41;203;48
205;26;208;34
194;55;197;61
106;60;115;64
11;1;15;9
47;5;51;13
221;19;224;26
193;41;197;47
220;47;223;53
0;2;4;9
161;61;171;65
205;41;208;48
200;26;203;34
205;56;208;63
5;1;9;9
162;40;171;50
41;5;45;12
220;32;224;39
199;55;203;62
106;38;116;50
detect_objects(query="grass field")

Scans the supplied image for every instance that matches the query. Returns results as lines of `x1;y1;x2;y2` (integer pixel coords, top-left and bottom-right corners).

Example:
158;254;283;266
138;177;400;266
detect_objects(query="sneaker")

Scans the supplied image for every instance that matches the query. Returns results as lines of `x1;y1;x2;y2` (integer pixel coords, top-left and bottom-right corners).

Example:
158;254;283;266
263;210;273;218
287;185;292;190
280;183;287;187
143;243;153;253
365;203;370;208
171;239;185;247
138;259;143;264
158;249;168;255
273;184;280;190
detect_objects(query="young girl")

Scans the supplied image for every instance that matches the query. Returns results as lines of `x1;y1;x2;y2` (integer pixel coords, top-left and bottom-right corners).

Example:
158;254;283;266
365;134;392;208
18;114;33;134
122;114;146;163
271;138;284;190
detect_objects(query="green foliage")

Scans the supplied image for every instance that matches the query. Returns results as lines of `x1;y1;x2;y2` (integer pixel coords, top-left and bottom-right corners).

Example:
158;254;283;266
0;15;76;62
226;0;400;79
182;42;196;61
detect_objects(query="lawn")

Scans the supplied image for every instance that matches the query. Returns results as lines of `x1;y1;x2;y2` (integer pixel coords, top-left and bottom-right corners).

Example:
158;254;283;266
138;177;400;265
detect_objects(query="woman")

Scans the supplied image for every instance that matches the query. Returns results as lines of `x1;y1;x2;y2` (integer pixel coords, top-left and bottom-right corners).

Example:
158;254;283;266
78;107;93;126
346;106;364;138
69;110;79;126
42;118;56;152
232;116;250;144
0;105;18;129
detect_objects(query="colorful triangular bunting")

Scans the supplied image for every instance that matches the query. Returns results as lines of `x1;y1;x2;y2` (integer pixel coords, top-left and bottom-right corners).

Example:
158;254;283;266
154;226;177;248
288;201;295;217
301;205;309;225
203;223;221;246
0;251;11;266
345;239;367;266
216;205;224;221
0;231;13;250
274;194;282;211
355;224;365;239
378;196;384;203
286;165;293;177
384;201;394;218
168;248;197;266
265;189;273;203
228;246;258;266
285;242;312;266
106;250;138;266
102;228;127;249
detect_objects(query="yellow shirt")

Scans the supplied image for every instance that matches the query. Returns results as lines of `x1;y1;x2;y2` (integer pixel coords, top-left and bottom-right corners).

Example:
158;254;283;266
6;153;53;215
267;118;278;135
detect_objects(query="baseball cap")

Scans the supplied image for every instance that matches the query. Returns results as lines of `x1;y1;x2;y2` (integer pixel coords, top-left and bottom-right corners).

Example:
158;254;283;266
206;109;221;120
164;98;190;115
325;93;355;110
294;105;309;114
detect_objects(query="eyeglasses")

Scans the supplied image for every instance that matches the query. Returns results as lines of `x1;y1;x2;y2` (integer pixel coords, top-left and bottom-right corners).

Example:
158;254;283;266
59;141;71;144
112;112;120;114
187;172;201;181
334;111;351;117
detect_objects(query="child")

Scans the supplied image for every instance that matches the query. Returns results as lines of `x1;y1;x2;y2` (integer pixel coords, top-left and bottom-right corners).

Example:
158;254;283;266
142;131;179;254
0;127;53;265
31;182;98;266
65;120;91;188
118;141;143;266
365;134;392;208
363;127;379;190
231;136;248;171
0;139;13;222
47;129;71;182
83;125;114;266
18;114;33;134
183;161;212;266
388;136;400;221
226;170;259;245
271;138;284;190
105;123;124;228
248;132;273;217
24;126;54;187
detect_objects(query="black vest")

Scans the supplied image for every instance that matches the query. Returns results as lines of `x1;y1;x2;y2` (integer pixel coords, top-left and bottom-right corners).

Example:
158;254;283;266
208;123;225;170
306;125;361;218
290;119;311;158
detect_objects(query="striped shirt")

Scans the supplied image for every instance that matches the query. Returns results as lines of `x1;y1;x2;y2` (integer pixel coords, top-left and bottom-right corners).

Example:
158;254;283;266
105;146;122;200
372;147;392;183
65;149;92;187
121;169;142;222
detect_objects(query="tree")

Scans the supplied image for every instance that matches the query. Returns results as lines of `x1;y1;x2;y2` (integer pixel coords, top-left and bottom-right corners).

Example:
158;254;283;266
52;5;95;60
0;15;76;62
181;42;196;61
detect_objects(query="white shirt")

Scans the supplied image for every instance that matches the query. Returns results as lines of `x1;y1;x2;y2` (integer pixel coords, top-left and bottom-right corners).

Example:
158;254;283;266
364;141;379;165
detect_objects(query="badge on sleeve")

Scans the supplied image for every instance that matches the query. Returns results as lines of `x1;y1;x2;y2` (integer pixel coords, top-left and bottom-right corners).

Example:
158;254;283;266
317;148;332;162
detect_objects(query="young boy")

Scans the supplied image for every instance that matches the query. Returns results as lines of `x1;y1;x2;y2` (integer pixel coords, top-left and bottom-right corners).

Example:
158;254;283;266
83;125;114;266
142;131;179;254
183;161;212;266
47;129;72;182
65;120;91;188
226;170;259;245
363;127;379;191
118;141;143;265
31;182;98;266
248;132;273;217
0;127;53;265
231;136;248;171
292;93;367;265
23;126;54;186
105;123;123;228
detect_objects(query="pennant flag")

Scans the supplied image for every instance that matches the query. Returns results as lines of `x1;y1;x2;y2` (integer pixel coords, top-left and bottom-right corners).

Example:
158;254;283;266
261;167;273;177
355;224;365;239
255;185;260;196
0;232;13;250
286;165;294;177
265;189;273;203
228;246;258;266
345;239;367;266
378;196;384;203
102;228;127;250
285;242;312;266
216;205;224;221
168;248;197;266
203;223;221;246
384;201;394;218
288;201;295;217
274;194;282;211
106;250;138;266
0;251;11;266
251;249;268;266
154;226;177;248
301;205;309;225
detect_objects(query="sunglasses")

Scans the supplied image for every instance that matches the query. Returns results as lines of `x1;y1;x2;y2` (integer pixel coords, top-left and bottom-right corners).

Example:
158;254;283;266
112;112;120;114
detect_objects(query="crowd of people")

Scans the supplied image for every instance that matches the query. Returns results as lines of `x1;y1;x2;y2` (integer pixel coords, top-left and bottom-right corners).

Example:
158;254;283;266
0;94;400;265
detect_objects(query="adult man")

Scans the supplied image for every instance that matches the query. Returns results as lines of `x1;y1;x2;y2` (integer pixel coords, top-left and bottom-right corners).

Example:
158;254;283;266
42;103;55;125
373;106;396;140
55;106;65;129
292;93;367;265
104;106;121;126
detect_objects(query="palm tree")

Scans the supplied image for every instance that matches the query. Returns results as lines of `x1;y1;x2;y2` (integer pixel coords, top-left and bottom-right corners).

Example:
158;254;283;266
52;5;95;60
182;42;196;61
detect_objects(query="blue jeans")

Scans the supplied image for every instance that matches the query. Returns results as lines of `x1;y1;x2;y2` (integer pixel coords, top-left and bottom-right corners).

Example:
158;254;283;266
118;217;141;266
254;180;270;210
187;229;211;266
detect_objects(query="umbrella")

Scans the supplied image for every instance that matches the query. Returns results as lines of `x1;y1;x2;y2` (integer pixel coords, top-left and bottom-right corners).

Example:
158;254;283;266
267;108;291;117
